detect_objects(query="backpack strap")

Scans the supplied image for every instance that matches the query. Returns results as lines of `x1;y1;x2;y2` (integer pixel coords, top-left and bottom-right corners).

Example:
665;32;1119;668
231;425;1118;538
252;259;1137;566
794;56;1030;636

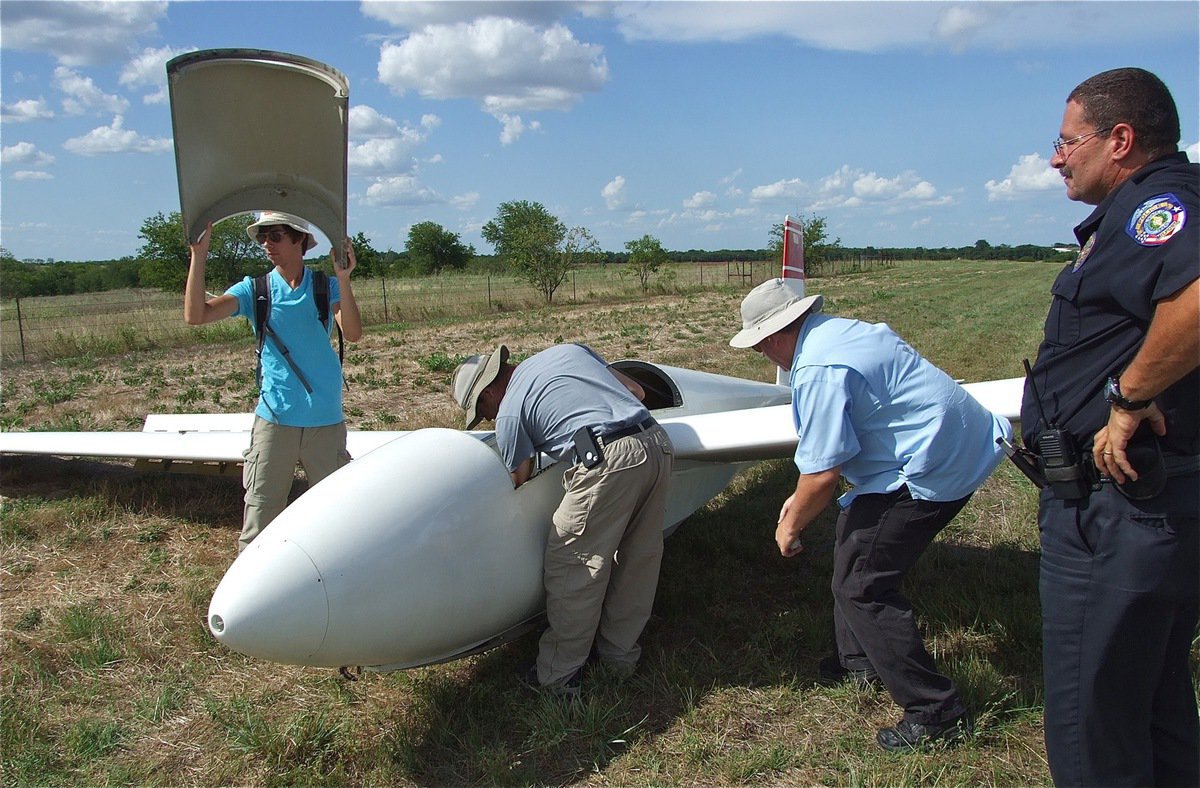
312;270;347;389
253;273;271;391
252;269;345;394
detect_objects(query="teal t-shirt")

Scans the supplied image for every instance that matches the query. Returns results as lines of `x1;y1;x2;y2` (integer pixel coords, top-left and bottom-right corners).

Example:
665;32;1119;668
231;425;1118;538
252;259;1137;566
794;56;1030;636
226;268;343;427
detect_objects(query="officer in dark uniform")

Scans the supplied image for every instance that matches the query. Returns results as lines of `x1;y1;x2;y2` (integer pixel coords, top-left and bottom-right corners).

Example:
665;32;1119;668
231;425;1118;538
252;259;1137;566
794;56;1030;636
1021;67;1198;787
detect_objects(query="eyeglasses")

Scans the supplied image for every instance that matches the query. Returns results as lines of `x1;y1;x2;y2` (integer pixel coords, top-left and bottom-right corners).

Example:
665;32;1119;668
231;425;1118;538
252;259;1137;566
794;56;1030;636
255;229;292;244
1052;127;1113;156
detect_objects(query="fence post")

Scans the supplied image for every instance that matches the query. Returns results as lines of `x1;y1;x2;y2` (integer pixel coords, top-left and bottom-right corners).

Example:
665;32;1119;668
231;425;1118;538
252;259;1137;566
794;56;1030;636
381;275;389;323
487;274;492;310
15;297;27;361
572;270;576;301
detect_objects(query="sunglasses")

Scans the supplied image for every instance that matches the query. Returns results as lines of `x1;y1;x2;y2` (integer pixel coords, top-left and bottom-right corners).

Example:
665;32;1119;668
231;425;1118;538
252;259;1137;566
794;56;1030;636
255;228;293;244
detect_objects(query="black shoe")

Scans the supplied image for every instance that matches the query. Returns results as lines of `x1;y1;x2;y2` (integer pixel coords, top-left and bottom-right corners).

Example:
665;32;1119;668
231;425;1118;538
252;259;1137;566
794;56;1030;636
876;714;971;752
817;655;882;688
517;663;582;699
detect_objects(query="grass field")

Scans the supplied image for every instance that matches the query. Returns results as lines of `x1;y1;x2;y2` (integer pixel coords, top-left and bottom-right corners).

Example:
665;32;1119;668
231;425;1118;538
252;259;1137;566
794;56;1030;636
3;259;1183;785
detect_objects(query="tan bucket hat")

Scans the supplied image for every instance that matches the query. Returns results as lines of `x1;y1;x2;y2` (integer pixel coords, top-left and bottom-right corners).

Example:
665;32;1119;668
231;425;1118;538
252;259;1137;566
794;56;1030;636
452;345;510;429
246;210;318;252
729;278;823;348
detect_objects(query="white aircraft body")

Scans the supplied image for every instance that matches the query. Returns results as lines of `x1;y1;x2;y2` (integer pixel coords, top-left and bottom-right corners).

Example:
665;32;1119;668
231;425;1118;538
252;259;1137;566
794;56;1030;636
0;363;1022;670
0;49;1027;672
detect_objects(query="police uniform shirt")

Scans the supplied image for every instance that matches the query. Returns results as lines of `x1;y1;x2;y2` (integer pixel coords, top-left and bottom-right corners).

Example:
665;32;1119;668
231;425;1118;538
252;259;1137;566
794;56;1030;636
1021;152;1199;457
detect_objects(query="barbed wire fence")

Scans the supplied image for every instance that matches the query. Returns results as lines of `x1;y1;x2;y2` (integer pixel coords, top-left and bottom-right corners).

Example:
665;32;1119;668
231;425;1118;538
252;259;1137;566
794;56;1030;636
1;256;897;364
1;261;779;365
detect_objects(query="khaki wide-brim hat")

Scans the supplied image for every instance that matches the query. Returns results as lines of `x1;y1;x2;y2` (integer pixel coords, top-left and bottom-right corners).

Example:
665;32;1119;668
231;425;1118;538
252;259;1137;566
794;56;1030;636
452;344;509;429
246;211;317;252
729;278;823;348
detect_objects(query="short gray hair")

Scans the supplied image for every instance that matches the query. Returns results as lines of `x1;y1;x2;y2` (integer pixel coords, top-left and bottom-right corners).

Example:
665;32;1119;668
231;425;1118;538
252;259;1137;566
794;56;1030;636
1068;68;1180;159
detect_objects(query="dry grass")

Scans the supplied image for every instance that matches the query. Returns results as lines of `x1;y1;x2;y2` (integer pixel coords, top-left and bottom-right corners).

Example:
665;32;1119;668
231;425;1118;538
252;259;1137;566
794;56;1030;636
0;260;1103;785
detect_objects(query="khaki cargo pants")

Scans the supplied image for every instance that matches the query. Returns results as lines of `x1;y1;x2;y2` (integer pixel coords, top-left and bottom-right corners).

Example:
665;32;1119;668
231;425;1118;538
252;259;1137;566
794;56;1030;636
239;416;351;551
536;425;674;687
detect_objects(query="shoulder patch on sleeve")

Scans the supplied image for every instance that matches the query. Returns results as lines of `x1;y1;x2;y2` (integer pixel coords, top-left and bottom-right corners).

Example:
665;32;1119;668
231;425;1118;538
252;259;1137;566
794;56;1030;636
1126;193;1187;246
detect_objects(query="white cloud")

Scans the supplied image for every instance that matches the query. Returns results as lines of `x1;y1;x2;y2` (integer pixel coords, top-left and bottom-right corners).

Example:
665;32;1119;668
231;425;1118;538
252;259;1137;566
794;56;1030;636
350;105;403;139
751;166;948;213
1;1;168;66
683;190;717;209
2;141;55;167
62;116;172;156
933;5;993;51
1186;141;1199;162
1;98;54;123
120;46;195;105
449;192;480;210
12;170;54;181
985;153;1062;201
1;142;53;170
750;177;807;202
361;0;580;29
602;175;627;210
362;175;443;207
609;1;1196;53
377;16;608;141
348;105;441;173
495;113;541;145
54;67;129;116
350;137;414;174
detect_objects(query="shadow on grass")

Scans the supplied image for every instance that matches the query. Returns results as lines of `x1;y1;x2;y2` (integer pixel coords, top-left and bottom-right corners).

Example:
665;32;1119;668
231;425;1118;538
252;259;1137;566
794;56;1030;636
396;459;1044;785
0;454;297;534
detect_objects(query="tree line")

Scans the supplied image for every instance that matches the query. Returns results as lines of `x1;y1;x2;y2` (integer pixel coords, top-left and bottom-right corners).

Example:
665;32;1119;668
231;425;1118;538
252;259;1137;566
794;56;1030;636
0;205;1071;302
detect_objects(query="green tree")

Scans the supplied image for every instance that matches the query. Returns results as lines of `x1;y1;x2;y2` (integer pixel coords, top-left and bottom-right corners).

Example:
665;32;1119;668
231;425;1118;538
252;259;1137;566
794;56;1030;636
136;212;260;292
482;201;574;302
349;231;386;278
0;248;39;298
623;234;668;293
767;213;841;274
405;222;474;275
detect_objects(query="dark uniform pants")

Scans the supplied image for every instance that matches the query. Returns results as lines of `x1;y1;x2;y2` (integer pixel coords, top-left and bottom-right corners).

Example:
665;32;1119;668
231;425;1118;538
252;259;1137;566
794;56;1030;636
832;485;970;725
1039;473;1199;787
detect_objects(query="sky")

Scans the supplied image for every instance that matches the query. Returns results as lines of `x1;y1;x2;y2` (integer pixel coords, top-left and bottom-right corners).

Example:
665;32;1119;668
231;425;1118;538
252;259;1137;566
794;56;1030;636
1;1;1198;263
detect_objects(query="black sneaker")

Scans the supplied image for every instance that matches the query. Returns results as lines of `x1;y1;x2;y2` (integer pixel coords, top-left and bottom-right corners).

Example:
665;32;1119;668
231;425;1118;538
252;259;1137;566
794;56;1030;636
517;663;582;699
817;655;882;689
876;714;971;752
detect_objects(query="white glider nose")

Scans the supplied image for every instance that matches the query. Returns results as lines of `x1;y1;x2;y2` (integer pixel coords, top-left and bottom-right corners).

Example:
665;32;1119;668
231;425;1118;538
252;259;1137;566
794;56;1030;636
208;539;329;663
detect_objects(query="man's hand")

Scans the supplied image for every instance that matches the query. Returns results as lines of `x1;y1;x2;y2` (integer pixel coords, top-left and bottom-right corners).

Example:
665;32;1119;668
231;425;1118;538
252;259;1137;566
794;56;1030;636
775;467;840;558
776;493;805;557
334;238;358;279
189;221;212;264
1093;403;1166;483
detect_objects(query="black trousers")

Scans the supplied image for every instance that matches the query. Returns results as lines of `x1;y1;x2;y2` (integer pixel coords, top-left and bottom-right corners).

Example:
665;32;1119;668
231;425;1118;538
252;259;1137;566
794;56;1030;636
832;485;970;725
1039;473;1199;787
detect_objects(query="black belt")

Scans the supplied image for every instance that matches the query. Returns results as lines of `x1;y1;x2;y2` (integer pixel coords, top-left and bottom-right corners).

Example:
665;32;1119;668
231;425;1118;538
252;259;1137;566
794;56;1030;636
597;417;657;445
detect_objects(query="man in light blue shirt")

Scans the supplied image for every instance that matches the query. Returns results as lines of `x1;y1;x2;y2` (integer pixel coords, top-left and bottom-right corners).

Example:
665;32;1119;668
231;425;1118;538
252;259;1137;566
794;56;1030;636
730;278;1010;752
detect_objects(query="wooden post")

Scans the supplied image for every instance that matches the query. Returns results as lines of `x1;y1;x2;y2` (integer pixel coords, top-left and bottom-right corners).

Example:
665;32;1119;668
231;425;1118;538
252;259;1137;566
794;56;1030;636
15;297;26;361
381;276;390;323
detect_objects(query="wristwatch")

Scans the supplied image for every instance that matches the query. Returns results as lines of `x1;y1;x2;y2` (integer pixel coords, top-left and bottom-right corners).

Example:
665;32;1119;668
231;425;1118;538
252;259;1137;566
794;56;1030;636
1104;376;1153;411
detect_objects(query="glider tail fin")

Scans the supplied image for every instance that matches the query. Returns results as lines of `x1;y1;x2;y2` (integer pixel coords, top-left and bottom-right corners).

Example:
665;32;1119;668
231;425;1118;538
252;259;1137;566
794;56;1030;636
781;214;805;281
777;215;805;385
